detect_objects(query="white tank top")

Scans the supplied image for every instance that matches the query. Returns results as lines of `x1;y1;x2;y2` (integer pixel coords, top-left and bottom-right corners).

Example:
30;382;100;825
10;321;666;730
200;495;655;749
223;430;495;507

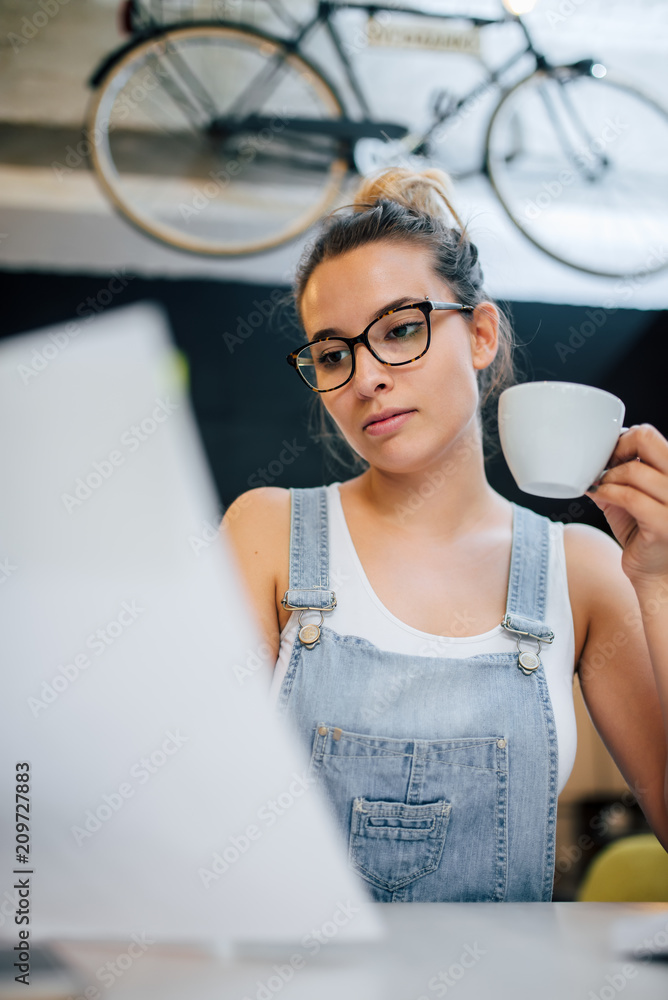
271;482;577;794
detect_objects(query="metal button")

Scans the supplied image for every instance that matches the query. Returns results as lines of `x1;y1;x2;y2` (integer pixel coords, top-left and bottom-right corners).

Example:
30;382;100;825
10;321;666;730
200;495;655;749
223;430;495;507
332;727;342;741
299;623;321;647
518;650;540;673
318;726;327;736
497;738;507;749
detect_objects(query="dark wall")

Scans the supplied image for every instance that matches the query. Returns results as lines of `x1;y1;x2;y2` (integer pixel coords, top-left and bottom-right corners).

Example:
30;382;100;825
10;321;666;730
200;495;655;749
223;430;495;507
1;270;665;535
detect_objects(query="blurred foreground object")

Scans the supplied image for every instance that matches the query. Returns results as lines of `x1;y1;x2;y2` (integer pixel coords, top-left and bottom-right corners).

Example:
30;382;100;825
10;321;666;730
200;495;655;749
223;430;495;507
0;301;383;954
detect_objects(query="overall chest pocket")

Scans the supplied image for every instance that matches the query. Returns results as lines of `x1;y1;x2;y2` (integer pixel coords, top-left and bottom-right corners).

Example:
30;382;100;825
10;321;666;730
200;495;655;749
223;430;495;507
349;796;451;892
308;725;509;901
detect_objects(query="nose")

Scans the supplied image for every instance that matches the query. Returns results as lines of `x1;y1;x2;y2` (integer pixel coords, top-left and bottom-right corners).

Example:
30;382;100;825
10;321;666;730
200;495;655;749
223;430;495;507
351;341;393;393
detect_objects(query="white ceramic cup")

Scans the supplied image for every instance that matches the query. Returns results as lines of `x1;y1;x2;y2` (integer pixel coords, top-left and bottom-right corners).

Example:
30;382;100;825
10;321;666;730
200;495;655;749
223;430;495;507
498;381;626;499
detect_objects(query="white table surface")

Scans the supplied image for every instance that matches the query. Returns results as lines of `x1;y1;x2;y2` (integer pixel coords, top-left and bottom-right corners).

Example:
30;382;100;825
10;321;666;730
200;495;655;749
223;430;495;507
49;903;668;1000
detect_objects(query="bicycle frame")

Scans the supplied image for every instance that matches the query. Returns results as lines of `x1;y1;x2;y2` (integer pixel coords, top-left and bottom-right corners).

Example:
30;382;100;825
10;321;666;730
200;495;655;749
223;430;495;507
91;1;606;182
103;0;539;127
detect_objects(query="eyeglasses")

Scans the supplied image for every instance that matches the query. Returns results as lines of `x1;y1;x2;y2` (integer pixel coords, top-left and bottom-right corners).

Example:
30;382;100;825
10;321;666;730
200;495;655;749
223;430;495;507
286;299;474;392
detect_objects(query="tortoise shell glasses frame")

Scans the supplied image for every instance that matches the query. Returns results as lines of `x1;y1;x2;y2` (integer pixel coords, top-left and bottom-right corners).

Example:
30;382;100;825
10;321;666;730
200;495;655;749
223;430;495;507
286;299;475;392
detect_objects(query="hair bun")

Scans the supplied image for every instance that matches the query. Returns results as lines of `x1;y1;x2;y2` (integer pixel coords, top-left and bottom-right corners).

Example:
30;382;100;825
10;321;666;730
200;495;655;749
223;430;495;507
353;166;464;232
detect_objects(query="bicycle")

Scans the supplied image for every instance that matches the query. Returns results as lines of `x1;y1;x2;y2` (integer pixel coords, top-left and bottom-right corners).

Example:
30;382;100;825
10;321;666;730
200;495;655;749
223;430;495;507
86;0;668;277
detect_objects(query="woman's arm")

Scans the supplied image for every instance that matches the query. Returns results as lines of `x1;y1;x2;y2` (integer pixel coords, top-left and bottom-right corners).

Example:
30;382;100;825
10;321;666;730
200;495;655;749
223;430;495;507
564;424;668;851
220;486;291;667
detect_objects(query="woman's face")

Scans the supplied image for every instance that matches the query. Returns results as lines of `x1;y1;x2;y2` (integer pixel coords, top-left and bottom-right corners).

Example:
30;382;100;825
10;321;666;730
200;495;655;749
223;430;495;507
299;239;499;475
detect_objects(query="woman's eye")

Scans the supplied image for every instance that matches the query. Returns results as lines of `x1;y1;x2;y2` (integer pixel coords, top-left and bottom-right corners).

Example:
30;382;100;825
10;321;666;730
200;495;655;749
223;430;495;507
316;347;349;367
386;322;423;340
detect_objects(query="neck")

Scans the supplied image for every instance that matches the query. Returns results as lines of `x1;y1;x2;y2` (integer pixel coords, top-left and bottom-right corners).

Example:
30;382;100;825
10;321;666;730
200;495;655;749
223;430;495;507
351;421;507;540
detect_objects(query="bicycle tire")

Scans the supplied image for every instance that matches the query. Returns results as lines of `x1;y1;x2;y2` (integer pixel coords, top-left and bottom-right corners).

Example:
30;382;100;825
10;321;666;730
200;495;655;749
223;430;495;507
87;22;348;256
485;69;668;279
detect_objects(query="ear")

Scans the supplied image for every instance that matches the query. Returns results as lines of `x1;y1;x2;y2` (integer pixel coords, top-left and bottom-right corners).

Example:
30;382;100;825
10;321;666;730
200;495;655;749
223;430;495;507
469;301;499;371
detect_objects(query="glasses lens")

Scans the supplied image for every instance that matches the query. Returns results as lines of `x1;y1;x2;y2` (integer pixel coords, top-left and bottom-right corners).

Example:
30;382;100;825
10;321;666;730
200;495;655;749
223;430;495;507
296;339;353;390
294;306;429;391
369;307;428;363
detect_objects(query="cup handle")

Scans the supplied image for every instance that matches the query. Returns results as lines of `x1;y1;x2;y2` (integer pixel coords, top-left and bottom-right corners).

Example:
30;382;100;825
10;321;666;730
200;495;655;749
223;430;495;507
599;427;631;478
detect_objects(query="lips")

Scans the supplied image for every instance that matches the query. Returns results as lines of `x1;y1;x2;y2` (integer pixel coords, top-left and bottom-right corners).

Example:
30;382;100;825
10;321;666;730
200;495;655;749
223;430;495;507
364;407;415;429
363;409;417;437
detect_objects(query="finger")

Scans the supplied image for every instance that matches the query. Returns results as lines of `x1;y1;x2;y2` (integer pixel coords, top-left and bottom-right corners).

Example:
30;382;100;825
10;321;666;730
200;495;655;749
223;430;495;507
584;481;668;535
592;455;668;506
605;424;668;475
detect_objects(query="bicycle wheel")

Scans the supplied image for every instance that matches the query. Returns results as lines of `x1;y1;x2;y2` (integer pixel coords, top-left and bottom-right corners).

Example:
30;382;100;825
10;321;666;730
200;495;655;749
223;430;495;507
87;24;348;256
485;69;668;278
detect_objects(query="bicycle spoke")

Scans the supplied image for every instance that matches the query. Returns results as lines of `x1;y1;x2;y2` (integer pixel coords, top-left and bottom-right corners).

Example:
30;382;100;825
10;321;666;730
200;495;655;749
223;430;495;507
156;43;222;123
143;51;210;132
536;78;603;181
487;70;668;277
88;24;347;256
226;51;294;120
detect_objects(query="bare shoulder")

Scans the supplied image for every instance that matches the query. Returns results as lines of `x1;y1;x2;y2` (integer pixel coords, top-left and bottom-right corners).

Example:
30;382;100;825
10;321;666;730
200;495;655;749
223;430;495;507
562;522;635;661
220;487;292;663
221;485;291;579
222;485;291;538
562;521;623;584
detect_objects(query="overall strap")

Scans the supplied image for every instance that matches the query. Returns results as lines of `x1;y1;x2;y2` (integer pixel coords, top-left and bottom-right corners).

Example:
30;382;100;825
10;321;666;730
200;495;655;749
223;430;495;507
502;503;555;644
281;487;337;611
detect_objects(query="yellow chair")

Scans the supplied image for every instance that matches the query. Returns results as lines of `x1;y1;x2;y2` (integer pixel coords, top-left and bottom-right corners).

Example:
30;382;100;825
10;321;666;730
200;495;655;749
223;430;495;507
576;834;668;902
173;349;189;391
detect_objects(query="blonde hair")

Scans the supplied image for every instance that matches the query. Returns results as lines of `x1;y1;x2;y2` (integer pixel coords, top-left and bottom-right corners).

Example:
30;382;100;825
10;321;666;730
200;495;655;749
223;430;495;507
352;167;465;229
294;167;518;474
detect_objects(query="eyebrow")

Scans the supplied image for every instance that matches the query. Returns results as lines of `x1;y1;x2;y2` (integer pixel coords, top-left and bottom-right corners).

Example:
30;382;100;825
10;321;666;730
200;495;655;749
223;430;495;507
307;296;418;343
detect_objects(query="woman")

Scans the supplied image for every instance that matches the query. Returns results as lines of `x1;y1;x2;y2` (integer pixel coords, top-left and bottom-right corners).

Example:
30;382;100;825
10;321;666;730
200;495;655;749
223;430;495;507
223;168;668;902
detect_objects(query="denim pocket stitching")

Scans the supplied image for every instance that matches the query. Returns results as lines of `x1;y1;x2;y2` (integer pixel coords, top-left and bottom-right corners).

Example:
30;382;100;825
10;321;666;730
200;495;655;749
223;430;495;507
348;798;451;892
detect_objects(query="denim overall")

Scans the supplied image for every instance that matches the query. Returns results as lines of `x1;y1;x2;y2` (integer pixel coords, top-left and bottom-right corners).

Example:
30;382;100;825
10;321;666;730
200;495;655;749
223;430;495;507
274;487;559;902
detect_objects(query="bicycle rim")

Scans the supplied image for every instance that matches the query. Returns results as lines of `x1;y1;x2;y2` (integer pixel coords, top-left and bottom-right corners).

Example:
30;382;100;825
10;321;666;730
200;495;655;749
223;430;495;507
88;25;348;256
486;71;668;278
